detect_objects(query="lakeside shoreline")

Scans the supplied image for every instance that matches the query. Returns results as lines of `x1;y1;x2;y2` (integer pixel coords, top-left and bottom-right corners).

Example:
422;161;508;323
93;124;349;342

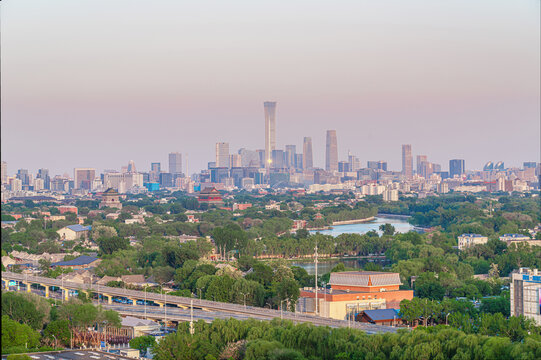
331;216;376;226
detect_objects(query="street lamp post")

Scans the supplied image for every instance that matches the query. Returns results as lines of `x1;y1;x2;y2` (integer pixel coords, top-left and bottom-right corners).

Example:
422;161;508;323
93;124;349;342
241;292;247;309
445;313;451;325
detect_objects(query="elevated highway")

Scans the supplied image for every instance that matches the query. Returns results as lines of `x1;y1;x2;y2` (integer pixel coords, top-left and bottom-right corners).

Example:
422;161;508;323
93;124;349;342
1;271;399;334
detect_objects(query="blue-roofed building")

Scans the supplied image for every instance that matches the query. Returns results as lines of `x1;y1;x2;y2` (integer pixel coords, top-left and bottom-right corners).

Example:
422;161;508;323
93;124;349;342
358;309;401;326
500;233;540;247
458;233;488;250
51;255;101;270
57;224;92;241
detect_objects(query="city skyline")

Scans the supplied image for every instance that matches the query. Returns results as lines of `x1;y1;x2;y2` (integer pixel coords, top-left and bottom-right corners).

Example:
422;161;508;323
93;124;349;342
2;1;540;175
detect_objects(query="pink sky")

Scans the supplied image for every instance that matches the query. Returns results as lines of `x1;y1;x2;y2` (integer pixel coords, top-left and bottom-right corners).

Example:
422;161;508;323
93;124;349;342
1;0;539;175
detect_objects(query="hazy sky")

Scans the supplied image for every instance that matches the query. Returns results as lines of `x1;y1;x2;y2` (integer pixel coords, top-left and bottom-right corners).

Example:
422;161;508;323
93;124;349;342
2;0;539;176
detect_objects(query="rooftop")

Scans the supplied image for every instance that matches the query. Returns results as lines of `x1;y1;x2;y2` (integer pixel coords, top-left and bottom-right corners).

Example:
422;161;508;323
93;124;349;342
363;309;401;321
329;271;402;287
52;255;99;267
65;224;92;232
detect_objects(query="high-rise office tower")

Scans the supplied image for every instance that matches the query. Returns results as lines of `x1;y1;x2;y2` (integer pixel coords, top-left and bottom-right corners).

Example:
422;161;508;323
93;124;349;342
402;145;413;178
256;150;265;168
303;137;313;170
449;159;465;178
264;102;277;168
37;168;50;190
215;142;230;168
348;152;361;172
150;162;161;182
295;154;303;170
239;149;260;167
416;155;428;175
230;154;242;168
285;145;296;169
325;130;338;172
127;160;137;173
169;152;182;174
74;168;96;190
1;161;7;184
271;150;285;169
17;169;30;186
151;162;161;173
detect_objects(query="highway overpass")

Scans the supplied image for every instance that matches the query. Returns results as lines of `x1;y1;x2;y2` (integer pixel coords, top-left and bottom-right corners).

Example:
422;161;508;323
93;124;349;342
1;271;399;334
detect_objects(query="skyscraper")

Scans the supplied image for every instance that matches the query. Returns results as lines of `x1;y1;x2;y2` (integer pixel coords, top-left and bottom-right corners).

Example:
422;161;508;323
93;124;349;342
303;137;313;170
1;161;7;184
449;159;465;178
169;152;182;174
416;155;427;175
74;168;96;190
264;102;277;168
215;142;230;168
325;130;338;172
285;145;296;169
17;169;30;185
402;145;413;178
127;160;137;173
37;168;50;190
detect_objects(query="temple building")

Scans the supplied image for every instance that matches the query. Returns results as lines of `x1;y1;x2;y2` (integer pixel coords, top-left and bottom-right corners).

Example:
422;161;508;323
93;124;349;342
197;187;223;206
99;188;122;209
297;271;413;321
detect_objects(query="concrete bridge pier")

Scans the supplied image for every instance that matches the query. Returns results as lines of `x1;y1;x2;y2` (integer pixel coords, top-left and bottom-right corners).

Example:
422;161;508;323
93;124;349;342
22;282;31;292
60;287;69;301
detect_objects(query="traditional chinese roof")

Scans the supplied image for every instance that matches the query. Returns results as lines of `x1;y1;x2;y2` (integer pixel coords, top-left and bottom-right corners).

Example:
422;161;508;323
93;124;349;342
103;188;119;195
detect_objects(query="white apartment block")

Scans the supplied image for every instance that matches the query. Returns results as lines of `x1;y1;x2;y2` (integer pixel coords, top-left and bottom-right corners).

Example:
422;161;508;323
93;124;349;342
510;268;541;325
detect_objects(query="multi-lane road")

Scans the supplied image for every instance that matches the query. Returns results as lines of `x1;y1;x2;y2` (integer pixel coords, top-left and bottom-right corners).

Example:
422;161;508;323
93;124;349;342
1;271;400;334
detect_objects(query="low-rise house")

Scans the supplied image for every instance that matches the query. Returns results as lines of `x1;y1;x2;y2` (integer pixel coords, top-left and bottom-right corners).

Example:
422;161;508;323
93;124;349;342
106;316;161;339
357;309;402;326
96;275;122;286
57;224;92;241
57;269;94;284
51;255;101;270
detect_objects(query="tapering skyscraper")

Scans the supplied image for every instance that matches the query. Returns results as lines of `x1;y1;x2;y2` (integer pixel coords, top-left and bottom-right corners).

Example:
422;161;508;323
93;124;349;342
325;130;338;172
402;145;413;178
264;102;277;168
303;137;313;170
215;142;230;168
169;152;182;174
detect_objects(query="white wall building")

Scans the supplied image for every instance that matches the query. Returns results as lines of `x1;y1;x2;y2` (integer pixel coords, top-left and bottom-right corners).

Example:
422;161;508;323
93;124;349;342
510;268;541;325
457;234;488;250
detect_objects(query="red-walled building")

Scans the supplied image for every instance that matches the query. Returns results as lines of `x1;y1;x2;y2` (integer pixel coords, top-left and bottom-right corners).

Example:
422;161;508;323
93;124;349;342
298;271;413;321
58;205;78;215
198;187;223;205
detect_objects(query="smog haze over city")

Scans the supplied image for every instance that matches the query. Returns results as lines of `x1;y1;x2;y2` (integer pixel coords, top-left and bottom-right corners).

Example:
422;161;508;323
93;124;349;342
1;0;540;175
